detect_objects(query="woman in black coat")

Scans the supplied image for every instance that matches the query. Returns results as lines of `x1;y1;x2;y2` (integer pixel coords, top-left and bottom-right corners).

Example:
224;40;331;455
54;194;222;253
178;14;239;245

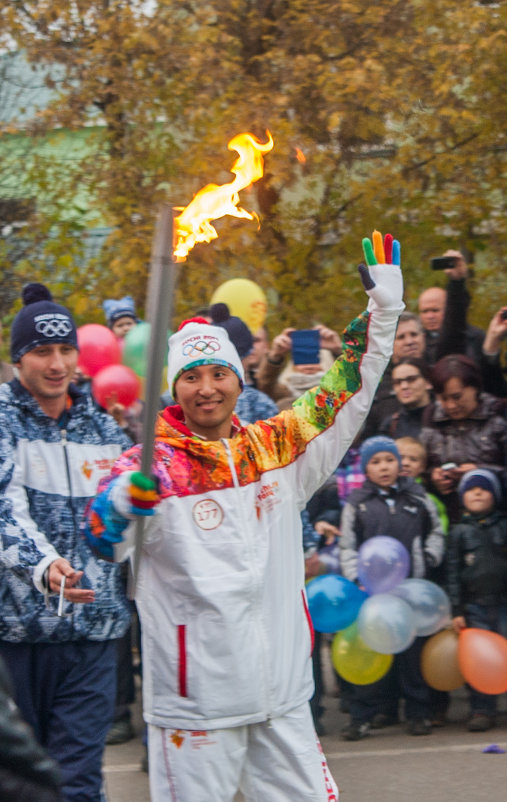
420;355;506;522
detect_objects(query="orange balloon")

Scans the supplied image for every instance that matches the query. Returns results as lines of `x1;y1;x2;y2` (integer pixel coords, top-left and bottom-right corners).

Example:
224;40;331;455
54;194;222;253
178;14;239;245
421;629;464;691
458;628;507;696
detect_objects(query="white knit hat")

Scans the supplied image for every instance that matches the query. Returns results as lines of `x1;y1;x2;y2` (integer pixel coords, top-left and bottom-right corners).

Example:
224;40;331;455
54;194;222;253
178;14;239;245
168;318;245;397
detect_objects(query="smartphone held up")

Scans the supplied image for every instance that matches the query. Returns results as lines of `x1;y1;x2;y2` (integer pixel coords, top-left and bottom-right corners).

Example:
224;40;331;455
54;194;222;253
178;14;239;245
289;329;320;365
430;256;459;271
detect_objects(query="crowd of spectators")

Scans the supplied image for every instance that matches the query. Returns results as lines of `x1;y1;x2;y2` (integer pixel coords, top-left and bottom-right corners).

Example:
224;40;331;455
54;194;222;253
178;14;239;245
236;251;506;740
0;247;505;797
255;254;506;740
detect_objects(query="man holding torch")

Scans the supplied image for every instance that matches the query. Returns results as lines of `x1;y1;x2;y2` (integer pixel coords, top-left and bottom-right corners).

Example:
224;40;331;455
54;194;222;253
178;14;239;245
83;229;403;801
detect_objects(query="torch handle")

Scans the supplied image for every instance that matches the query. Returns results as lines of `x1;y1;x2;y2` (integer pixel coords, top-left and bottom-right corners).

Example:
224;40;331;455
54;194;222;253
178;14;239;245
128;204;178;598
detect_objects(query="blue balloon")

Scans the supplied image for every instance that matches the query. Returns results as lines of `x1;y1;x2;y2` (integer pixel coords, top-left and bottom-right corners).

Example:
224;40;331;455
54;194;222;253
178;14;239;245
306;574;367;633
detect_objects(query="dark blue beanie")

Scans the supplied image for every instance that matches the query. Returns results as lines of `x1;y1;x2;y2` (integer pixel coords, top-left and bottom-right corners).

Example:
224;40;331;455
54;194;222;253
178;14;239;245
360;435;401;473
210;303;253;359
459;469;501;505
10;283;78;362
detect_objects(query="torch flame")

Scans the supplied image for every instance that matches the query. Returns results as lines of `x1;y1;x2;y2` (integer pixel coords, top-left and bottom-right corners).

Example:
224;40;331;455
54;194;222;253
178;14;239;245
173;131;274;260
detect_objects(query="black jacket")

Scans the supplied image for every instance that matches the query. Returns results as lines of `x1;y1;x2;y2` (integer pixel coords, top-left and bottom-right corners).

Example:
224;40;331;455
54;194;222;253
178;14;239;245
379;404;428;440
424;279;485;367
340;476;445;581
447;511;507;615
420;392;506;474
361;364;400;442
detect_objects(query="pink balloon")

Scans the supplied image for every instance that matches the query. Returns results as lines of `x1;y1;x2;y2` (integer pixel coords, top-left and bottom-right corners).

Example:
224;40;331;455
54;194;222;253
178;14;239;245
77;324;121;377
92;364;140;409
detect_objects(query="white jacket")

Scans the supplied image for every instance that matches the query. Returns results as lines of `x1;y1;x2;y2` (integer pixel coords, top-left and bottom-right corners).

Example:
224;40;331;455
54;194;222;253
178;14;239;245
85;272;403;730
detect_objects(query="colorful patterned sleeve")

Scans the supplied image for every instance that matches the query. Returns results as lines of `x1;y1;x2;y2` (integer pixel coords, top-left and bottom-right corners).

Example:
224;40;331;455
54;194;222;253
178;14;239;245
82;446;142;561
242;302;398;506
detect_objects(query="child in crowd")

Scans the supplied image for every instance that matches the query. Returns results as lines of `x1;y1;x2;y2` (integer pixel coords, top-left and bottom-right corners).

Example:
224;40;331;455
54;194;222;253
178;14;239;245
396;437;449;536
340;436;445;740
447;469;507;732
103;295;138;339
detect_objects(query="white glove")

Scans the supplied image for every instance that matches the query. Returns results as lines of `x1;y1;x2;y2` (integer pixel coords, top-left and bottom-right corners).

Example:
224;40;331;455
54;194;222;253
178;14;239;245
358;230;404;312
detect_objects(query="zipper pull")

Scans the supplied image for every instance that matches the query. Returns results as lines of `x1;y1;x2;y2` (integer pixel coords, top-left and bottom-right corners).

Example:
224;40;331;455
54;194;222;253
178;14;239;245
61;428;67;445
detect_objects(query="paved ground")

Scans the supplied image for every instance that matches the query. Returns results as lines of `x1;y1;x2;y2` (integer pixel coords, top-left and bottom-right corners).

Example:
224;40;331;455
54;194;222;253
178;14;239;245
103;646;507;801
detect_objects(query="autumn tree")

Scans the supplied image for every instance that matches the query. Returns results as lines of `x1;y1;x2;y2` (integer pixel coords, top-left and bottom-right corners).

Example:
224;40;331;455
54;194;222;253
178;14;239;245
1;0;505;331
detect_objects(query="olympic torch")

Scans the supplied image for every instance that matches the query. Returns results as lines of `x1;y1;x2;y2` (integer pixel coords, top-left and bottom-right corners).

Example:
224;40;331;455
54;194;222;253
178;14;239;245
129;132;273;595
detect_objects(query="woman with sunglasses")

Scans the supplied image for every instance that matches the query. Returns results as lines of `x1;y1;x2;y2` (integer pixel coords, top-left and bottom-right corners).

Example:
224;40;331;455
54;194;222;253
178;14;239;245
379;357;433;439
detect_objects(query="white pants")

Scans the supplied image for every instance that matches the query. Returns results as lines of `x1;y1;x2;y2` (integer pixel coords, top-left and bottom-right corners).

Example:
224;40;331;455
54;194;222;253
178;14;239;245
148;702;339;801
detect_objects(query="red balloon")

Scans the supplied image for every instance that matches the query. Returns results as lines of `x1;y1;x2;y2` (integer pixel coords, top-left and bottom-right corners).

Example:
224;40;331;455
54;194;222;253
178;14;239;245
458;628;507;696
92;364;141;409
77;324;121;377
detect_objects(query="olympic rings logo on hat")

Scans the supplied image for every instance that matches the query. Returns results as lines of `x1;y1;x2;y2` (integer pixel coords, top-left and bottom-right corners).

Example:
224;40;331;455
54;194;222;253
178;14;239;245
35;316;73;338
182;338;221;357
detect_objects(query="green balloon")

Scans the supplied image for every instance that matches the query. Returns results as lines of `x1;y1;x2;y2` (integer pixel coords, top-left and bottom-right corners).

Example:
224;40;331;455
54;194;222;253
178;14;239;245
122;322;170;378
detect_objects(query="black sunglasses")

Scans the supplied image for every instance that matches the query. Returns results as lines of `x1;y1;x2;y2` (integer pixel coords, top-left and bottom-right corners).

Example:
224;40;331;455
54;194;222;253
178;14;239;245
392;374;422;387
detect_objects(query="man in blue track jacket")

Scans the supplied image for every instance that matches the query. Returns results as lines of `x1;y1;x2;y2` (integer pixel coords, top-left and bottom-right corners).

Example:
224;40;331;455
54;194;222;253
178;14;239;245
0;283;132;802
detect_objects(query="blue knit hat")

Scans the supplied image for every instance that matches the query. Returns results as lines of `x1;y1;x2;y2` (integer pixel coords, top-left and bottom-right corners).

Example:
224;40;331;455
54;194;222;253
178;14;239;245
103;296;137;328
10;283;78;363
459;469;502;505
360;436;401;473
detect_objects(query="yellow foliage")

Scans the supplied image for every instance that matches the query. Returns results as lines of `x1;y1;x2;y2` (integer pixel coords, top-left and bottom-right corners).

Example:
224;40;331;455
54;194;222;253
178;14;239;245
0;0;505;333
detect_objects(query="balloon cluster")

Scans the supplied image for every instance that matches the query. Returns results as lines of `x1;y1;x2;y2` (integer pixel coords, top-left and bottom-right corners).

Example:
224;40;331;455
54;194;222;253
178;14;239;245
306;536;451;686
307;536;507;694
77;323;144;409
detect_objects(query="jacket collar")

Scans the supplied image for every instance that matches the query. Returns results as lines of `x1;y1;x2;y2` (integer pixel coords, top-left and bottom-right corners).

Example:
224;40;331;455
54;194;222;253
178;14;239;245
462;508;503;526
362;474;420;497
160;404;243;441
8;377;90;420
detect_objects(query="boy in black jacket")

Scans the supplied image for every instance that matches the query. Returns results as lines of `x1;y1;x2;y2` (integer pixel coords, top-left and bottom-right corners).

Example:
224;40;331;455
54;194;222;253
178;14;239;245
448;468;507;732
340;436;444;740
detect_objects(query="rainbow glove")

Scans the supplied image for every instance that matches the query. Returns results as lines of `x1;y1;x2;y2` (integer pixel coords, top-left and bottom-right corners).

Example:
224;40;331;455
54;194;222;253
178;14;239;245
358;230;403;311
128;471;161;516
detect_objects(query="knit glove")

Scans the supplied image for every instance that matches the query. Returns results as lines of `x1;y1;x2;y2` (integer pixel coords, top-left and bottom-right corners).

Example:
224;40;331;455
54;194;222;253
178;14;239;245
358;230;403;311
128;471;161;516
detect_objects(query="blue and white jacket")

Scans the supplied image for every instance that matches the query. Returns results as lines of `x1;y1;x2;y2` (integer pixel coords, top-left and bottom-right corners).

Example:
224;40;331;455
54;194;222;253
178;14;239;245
0;379;132;643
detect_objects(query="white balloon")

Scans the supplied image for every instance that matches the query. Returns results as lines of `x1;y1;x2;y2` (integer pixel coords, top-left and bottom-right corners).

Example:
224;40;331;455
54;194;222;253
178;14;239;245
357;593;416;654
392;579;451;637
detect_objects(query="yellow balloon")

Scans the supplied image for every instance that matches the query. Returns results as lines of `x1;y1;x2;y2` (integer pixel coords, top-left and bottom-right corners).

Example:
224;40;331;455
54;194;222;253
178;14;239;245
210;278;267;332
159;366;168;395
332;623;393;685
